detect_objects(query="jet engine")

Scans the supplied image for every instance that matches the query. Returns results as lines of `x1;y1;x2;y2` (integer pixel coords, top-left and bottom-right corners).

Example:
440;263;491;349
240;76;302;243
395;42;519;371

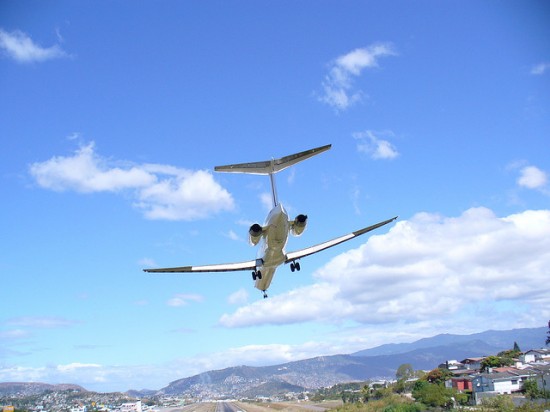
290;214;308;236
248;223;263;245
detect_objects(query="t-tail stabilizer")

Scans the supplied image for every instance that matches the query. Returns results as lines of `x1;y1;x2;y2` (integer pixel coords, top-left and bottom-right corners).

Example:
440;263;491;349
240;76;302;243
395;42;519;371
214;144;331;207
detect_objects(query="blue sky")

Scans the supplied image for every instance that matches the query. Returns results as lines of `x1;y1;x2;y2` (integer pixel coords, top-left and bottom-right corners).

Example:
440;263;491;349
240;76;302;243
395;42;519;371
1;0;549;392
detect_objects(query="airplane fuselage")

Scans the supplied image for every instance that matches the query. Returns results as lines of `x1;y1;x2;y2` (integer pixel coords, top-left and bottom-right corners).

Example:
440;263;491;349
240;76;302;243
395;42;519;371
254;203;290;292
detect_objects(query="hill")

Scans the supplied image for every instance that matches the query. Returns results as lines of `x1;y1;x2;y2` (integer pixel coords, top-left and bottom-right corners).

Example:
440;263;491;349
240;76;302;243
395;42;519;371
159;326;546;398
0;382;85;396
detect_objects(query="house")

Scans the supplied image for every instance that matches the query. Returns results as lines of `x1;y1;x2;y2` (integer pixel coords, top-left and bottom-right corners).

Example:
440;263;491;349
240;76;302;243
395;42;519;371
471;369;531;404
473;369;530;394
450;377;473;392
439;360;464;370
461;357;485;370
120;401;142;412
521;349;550;364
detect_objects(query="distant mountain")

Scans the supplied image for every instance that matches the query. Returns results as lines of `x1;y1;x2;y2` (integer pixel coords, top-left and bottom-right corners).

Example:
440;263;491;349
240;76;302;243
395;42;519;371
352;327;546;357
0;382;85;396
126;389;157;398
159;326;547;398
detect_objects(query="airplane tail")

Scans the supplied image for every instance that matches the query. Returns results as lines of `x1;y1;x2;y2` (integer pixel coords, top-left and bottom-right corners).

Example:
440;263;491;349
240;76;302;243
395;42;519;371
214;144;331;175
214;144;331;207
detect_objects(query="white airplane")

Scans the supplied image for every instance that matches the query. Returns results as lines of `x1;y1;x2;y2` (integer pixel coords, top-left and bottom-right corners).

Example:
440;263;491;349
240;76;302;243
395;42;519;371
144;144;397;298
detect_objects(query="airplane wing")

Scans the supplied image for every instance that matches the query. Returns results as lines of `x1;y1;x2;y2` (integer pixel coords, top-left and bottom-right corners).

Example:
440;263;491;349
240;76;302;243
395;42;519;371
284;216;398;263
143;259;257;273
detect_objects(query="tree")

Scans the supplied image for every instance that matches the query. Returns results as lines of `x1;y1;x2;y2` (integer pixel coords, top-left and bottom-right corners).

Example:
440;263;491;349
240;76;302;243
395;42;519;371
523;379;540;399
481;355;514;372
424;368;452;385
396;363;414;381
412;380;454;408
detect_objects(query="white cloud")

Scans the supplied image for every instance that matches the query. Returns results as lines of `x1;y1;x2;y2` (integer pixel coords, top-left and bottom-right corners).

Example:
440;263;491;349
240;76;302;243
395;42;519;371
166;293;204;307
219;207;550;329
0;28;68;63
227;288;249;305
57;363;101;373
517;165;548;190
260;192;274;211
224;230;241;241
7;316;80;329
353;130;399;159
319;43;396;111
29;141;235;221
0;329;31;339
530;62;550;75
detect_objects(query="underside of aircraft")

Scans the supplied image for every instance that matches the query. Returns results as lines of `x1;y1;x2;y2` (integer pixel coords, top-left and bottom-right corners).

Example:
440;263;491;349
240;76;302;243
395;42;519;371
144;144;397;298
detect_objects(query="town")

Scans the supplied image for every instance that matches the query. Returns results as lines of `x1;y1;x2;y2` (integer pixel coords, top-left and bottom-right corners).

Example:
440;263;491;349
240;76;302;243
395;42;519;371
2;346;549;411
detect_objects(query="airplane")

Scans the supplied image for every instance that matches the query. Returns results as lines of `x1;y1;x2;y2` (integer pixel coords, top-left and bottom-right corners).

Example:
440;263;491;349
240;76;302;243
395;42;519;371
144;144;397;298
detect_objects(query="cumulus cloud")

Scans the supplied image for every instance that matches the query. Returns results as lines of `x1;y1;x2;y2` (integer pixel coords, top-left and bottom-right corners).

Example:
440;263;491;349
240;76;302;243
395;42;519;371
353;130;399;159
319;43;396;111
29;141;234;220
219;207;550;329
0;28;68;63
517;165;548;190
530;62;550;75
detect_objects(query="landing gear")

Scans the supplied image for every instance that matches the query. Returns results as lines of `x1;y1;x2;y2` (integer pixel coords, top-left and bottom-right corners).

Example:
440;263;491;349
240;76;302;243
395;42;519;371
262;291;268;299
290;261;301;272
252;270;262;281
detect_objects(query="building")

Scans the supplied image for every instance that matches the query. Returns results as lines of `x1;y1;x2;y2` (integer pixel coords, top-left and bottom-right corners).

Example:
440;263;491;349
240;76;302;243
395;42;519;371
120;401;142;412
450;377;473;392
521;349;550;364
461;357;485;371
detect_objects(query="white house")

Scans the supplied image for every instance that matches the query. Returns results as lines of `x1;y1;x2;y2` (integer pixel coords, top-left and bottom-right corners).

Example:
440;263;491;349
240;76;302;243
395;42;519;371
521;349;550;364
471;370;531;405
120;401;142;412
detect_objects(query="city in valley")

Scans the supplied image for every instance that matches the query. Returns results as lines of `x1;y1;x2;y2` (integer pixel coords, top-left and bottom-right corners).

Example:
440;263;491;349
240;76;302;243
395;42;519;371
1;337;550;412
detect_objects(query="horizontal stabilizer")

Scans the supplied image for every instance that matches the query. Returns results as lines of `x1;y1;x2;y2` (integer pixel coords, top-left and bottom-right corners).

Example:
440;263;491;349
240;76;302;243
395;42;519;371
215;144;331;175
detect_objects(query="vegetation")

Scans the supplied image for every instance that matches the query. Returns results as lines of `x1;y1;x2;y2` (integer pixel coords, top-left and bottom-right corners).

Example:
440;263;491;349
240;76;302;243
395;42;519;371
314;361;550;411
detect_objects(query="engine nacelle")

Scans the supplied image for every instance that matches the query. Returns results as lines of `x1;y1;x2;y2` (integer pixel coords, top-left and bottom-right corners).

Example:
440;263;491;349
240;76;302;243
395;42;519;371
248;223;263;245
291;214;308;236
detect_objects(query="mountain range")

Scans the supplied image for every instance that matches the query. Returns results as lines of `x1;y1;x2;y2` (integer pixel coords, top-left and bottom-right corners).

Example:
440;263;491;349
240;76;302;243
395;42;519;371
157;326;547;398
0;382;85;396
1;327;546;398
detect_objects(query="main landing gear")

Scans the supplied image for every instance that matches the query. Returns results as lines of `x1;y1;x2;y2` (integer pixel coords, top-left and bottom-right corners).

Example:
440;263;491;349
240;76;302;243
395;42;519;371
252;270;262;281
290;261;301;272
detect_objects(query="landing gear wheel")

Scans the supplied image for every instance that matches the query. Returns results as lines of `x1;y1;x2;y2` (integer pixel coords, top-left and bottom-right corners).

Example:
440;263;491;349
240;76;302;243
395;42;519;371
252;271;257;281
263;291;268;298
257;271;262;279
295;262;301;271
290;263;295;272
